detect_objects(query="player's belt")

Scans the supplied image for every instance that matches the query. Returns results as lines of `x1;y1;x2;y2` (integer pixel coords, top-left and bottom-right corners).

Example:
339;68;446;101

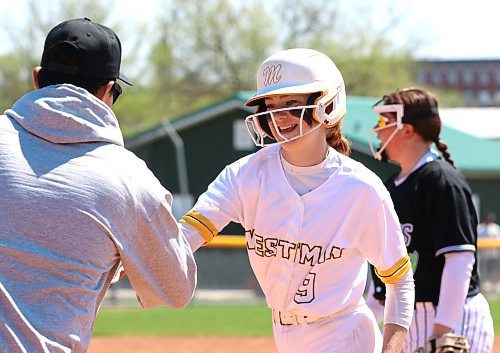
272;310;323;326
272;300;363;326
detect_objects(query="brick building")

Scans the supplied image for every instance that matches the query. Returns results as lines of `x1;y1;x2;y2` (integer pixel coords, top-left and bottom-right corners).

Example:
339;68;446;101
416;60;500;107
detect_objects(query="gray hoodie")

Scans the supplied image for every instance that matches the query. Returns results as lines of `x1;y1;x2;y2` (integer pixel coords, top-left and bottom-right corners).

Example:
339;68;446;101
0;84;197;352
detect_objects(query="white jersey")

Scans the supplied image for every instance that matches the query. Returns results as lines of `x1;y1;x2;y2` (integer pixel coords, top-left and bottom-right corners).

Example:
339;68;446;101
181;144;409;318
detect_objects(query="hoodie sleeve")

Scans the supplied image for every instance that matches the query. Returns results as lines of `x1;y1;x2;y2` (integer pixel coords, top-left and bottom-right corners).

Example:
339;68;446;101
119;196;197;309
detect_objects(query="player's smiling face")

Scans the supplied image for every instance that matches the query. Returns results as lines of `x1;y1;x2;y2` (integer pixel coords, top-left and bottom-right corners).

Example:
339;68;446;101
264;94;318;142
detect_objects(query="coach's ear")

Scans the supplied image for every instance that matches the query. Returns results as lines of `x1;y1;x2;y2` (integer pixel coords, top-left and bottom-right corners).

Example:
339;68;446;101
95;81;115;108
33;66;42;90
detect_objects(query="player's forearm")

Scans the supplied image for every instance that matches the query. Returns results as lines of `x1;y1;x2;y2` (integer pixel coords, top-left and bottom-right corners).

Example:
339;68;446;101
379;269;413;352
382;323;407;353
434;251;474;331
384;269;414;329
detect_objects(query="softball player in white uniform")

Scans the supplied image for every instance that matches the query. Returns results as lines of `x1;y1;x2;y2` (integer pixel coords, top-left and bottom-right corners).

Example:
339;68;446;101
181;49;415;353
367;87;494;353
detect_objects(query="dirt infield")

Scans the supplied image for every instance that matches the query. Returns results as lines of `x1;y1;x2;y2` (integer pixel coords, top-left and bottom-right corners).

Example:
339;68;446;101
89;336;499;353
88;336;277;353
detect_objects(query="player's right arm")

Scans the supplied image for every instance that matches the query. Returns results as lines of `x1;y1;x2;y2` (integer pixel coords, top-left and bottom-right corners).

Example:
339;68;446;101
368;202;414;352
180;163;243;251
356;182;414;351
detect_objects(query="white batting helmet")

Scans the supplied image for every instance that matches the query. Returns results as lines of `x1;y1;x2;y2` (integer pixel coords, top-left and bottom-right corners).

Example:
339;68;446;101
244;48;347;146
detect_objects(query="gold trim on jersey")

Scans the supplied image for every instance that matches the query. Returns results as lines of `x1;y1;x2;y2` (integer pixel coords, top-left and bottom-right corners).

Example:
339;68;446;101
180;210;218;244
374;254;411;284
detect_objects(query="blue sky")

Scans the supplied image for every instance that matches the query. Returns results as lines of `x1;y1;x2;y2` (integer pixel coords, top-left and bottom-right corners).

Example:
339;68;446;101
1;0;499;60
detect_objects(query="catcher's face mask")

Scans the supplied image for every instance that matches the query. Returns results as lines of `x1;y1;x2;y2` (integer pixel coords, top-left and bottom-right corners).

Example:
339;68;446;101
367;103;404;161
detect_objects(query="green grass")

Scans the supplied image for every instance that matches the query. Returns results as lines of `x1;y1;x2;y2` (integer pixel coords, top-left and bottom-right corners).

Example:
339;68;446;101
93;297;500;337
93;303;273;336
490;296;500;334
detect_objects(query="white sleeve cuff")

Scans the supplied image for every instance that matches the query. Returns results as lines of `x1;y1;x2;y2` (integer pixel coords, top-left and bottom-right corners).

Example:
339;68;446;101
384;269;415;329
180;221;206;251
434;251;474;328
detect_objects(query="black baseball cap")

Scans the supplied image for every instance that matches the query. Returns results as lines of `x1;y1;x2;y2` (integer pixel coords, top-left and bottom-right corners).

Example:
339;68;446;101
40;17;132;86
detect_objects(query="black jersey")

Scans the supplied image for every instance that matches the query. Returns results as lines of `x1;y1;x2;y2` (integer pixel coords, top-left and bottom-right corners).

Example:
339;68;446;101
372;159;480;305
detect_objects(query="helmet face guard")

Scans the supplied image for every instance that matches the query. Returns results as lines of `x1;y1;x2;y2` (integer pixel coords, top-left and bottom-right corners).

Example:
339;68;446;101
244;88;345;147
367;104;404;160
245;104;321;147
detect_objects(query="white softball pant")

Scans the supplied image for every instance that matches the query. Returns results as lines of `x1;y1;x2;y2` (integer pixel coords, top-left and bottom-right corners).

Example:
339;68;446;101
272;302;383;353
405;293;494;353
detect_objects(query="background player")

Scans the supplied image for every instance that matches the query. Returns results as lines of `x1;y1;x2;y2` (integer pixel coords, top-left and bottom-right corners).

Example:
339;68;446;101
367;87;494;353
0;18;196;352
180;48;414;353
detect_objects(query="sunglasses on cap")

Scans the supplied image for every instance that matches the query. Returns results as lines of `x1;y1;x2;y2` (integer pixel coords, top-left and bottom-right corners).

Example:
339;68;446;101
111;82;122;104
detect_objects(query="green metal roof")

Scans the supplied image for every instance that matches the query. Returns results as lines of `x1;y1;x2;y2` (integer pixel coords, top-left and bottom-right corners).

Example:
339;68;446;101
235;92;500;176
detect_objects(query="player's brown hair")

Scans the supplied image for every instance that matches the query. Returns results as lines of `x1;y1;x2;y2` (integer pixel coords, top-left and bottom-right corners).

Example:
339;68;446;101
382;87;456;168
326;120;350;156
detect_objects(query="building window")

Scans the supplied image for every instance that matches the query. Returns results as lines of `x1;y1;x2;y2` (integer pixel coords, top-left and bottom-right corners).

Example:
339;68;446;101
431;71;442;85
478;90;491;106
462;70;474;85
416;70;427;83
447;70;458;85
479;71;490;85
495;71;500;84
494;90;500;104
463;90;475;105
